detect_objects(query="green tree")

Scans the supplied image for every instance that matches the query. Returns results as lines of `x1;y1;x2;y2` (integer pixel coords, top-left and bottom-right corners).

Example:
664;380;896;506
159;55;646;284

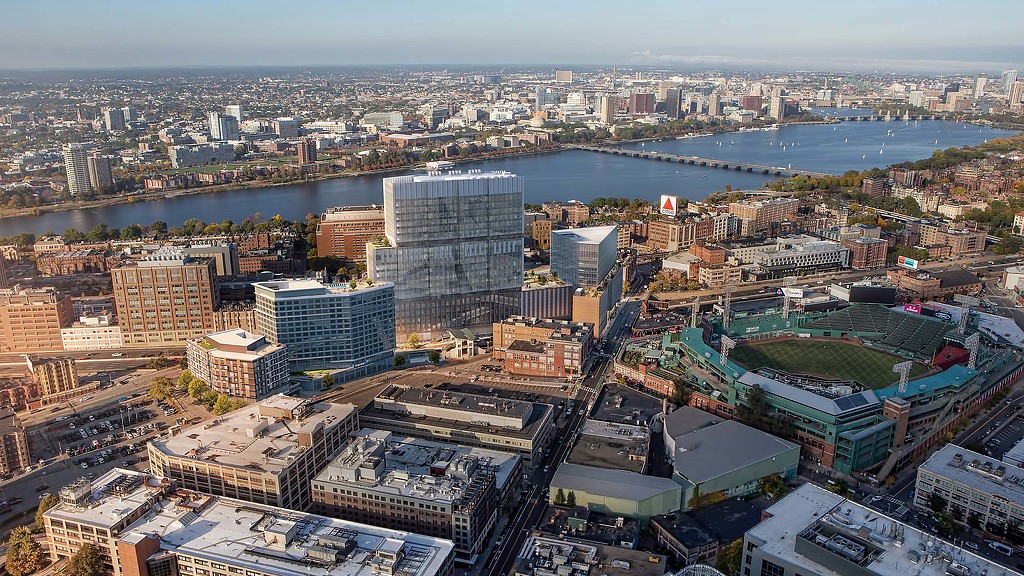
188;378;210;399
149;377;172;401
177;370;194;390
34;493;59;530
394;354;407;368
928;491;948;514
66;543;105;576
670;377;691;406
147;221;168;236
62;227;85;243
212;394;235;415
554;488;566;505
716;539;743;576
758;475;787;499
5;526;46;576
826;480;849;497
406;333;422;349
566;490;576;507
321;374;335;387
120;223;144;240
146;355;169;370
428;349;441;364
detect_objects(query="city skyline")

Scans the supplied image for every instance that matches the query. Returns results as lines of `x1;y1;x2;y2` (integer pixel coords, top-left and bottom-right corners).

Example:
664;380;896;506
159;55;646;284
2;0;1022;73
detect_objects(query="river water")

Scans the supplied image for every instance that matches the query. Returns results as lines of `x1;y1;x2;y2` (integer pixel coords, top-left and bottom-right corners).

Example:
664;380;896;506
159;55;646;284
0;114;1014;236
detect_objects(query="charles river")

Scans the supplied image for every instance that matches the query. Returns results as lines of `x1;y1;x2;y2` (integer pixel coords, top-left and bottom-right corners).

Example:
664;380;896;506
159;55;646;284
0;111;1017;236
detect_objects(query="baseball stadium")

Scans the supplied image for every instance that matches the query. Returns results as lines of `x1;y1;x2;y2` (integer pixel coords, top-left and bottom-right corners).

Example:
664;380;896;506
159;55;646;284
615;302;1024;481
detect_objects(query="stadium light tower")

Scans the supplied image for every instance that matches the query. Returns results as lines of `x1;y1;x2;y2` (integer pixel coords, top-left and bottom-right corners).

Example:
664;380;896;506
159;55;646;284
691;296;701;328
892;360;913;394
953;294;980;334
781;276;798;318
722;286;735;330
965;332;981;369
720;335;736;367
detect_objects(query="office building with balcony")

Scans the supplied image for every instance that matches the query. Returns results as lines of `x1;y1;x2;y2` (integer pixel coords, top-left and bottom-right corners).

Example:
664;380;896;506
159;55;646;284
186;329;290;400
148;395;358;511
254;279;395;377
367;171;523;337
312;429;522;562
43;469;455;576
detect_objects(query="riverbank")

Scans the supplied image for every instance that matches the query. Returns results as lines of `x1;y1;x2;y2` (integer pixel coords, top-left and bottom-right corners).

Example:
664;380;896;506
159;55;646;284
0;145;566;222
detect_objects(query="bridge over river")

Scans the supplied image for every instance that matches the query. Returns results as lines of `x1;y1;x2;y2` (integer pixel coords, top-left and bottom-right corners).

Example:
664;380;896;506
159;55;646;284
572;145;836;179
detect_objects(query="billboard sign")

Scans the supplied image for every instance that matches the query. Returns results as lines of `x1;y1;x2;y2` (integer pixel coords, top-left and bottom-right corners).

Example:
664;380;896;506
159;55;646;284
782;287;804;299
660;195;678;217
904;303;922;314
897;255;919;270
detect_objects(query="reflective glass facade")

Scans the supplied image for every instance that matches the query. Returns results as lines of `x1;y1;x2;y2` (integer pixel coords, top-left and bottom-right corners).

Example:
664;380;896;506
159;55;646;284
550;225;618;287
369;171;524;334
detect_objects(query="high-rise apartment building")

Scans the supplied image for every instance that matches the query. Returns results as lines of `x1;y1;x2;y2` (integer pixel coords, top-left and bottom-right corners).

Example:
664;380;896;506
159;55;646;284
87;153;113;193
110;250;219;346
297;137;317;166
274;116;300;137
149;395;358;511
367;171;523;337
769;95;786;120
224;104;244;122
664;88;682;119
186;329;289;400
554;69;573;83
254;279;395;376
62;143;91;197
1010;80;1024;110
102;107;126;131
0;408;29;475
973;75;988;99
550;225;618;288
0;286;74;352
315;205;385;262
599;94;617;123
729;197;800;236
44;468;455;576
741;95;763;112
208;111;240;141
312;429;522;561
707;92;721;116
120;106;137;122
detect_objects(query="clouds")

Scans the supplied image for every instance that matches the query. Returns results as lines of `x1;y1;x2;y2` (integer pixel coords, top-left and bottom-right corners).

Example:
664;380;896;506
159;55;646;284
624;50;1015;73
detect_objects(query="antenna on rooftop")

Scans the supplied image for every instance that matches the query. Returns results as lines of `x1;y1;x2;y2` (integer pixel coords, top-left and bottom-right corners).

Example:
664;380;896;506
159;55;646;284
892;360;912;394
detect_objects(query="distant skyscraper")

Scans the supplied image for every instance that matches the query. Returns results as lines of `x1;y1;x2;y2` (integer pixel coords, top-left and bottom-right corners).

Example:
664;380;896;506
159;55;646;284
909;90;926;108
62;143;91;196
629;92;655;114
741;95;763;113
1001;69;1018;92
599;95;617;123
103;107;125;131
1010;81;1024;110
297;138;317;166
535;87;560;111
769;96;786;120
707;93;722;117
554;69;573;83
274;117;300;138
224;104;244;122
664;88;682;119
367;171;524;336
86;153;113;193
209;112;240;141
973;75;988;99
121;106;138;122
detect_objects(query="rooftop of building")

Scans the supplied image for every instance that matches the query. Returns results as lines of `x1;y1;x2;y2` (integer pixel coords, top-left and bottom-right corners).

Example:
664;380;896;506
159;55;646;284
48;469;454;576
149;395;356;475
919;444;1024;501
931;269;984;287
39;249;103;258
591;384;665;427
650;512;717;549
662;406;724;440
513;536;666;576
536;506;641;548
253;278;388;296
390;170;517;184
320;205;385;220
508;340;546;353
551;463;680;502
747;483;1016;576
374;384;533;422
566;419;649;473
316;428;519;502
0;406;22;436
195;329;284;360
551;225;617;244
670;419;799;485
729;196;799;207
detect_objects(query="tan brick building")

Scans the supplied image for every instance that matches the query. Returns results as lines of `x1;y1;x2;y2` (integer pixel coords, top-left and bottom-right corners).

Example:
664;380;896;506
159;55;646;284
532;219;552;250
27;357;78;397
918;221;987;256
315;205;386;262
110;250;219;346
0;286;74;352
0;407;29;474
36;249;112;276
728;197;799;237
186;329;289;400
843;237;888;269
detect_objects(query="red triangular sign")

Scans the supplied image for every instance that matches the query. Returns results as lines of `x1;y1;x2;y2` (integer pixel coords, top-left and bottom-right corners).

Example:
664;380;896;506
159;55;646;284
663;197;674;211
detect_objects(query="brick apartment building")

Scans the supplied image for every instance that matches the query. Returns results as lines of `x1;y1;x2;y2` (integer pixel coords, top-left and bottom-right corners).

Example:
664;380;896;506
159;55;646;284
492;316;594;378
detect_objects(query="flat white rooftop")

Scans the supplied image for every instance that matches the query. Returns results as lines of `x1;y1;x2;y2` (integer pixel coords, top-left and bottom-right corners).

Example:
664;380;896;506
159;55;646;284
748;483;1018;576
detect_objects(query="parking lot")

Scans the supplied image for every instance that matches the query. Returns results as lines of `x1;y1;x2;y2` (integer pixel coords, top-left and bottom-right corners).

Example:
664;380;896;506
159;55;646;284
980;404;1024;459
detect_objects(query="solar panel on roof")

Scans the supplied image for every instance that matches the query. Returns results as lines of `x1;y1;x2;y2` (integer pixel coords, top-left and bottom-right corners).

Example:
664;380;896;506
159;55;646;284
834;397;855;410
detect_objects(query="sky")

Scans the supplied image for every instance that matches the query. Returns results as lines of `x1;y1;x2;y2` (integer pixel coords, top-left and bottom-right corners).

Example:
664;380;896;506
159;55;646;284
2;0;1022;73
